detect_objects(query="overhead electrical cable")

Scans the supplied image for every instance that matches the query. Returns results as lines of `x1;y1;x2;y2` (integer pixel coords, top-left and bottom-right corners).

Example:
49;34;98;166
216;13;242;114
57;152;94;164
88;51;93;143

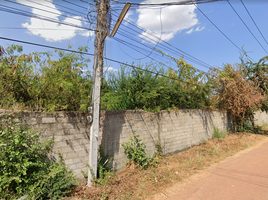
63;0;94;10
134;7;163;61
0;4;97;32
110;0;224;6
227;0;268;54
112;18;210;68
2;0;213;72
240;0;268;47
110;8;164;62
4;0;89;24
192;2;255;62
114;30;205;71
79;0;214;69
24;0;91;20
0;27;97;31
114;37;175;70
110;11;213;69
110;9;213;69
114;35;207;73
0;36;203;86
43;0;88;16
79;0;95;6
65;1;213;70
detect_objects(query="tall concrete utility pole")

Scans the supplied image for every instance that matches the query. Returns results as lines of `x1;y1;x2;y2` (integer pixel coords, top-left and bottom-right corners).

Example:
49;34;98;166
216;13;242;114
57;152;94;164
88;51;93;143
88;0;110;187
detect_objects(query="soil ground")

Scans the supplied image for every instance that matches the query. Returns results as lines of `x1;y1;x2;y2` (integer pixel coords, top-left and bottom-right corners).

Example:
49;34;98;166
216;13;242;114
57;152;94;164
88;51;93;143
151;134;268;200
69;131;268;200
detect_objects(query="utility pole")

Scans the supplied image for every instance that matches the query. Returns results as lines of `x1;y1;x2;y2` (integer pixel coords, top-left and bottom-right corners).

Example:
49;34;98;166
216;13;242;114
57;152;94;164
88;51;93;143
88;0;110;187
88;0;131;187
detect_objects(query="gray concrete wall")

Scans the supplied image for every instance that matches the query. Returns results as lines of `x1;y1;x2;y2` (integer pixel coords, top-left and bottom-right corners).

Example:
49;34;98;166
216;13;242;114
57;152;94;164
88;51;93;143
0;109;90;179
100;110;230;171
2;109;266;179
254;110;268;126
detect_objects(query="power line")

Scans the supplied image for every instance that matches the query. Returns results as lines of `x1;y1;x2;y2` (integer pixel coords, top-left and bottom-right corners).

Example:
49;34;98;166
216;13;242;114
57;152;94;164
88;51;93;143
227;0;268;54
0;36;203;86
24;0;90;21
114;29;179;63
135;7;163;61
0;27;96;31
113;20;206;67
193;2;256;62
110;11;213;69
47;1;213;70
79;0;96;6
43;0;88;16
63;0;93;10
240;0;268;47
110;9;213;68
114;30;205;72
113;36;177;70
0;4;97;32
4;0;89;24
1;0;218;71
111;0;224;6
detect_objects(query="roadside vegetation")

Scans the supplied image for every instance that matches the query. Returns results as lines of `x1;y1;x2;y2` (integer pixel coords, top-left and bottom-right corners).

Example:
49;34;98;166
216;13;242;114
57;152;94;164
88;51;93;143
1;45;268;130
1;44;268;199
70;131;267;199
0;117;76;200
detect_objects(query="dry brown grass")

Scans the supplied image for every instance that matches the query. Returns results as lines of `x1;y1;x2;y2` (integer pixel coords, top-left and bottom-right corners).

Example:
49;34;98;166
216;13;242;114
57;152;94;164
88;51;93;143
69;132;267;200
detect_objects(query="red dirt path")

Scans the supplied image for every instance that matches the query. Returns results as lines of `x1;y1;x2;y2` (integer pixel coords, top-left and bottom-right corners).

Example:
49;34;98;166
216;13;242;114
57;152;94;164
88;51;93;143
167;139;268;200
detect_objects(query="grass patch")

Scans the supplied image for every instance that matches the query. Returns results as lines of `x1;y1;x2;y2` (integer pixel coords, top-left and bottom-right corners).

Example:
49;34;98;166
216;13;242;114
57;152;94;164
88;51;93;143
213;127;227;139
70;132;266;200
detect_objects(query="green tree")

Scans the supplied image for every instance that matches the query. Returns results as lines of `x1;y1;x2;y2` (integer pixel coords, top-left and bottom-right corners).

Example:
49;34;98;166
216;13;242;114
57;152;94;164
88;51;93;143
0;45;92;112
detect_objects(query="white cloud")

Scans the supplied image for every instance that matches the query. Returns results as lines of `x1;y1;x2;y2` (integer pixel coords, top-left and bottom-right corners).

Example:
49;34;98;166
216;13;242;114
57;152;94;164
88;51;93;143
17;0;93;42
186;28;194;34
186;26;205;34
104;66;118;72
123;10;134;25
137;0;199;42
195;26;205;32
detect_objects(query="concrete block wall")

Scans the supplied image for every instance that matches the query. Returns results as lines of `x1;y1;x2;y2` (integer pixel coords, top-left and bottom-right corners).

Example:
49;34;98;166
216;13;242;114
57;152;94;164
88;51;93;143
2;108;267;178
254;111;268;126
100;109;230;171
0;109;90;179
100;110;159;171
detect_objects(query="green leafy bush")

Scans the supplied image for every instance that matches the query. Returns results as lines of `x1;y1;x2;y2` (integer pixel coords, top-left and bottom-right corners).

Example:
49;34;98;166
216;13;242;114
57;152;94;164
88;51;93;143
0;45;212;113
0;117;76;199
0;45;92;112
237;122;256;133
101;62;212;112
122;133;150;168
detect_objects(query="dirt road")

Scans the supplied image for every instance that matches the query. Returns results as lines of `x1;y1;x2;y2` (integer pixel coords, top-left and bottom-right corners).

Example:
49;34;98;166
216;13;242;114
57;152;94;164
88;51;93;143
167;138;268;200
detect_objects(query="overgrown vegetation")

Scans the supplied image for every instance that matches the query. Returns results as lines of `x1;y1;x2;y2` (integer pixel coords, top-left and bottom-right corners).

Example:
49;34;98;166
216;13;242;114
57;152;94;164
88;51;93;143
0;117;76;199
0;45;92;112
102;58;212;112
0;45;212;113
1;44;268;130
240;52;268;112
210;61;267;129
122;133;151;168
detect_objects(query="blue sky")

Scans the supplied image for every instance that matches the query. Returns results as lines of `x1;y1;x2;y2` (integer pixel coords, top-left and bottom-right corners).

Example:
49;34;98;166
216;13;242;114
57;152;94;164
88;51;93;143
0;0;268;74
